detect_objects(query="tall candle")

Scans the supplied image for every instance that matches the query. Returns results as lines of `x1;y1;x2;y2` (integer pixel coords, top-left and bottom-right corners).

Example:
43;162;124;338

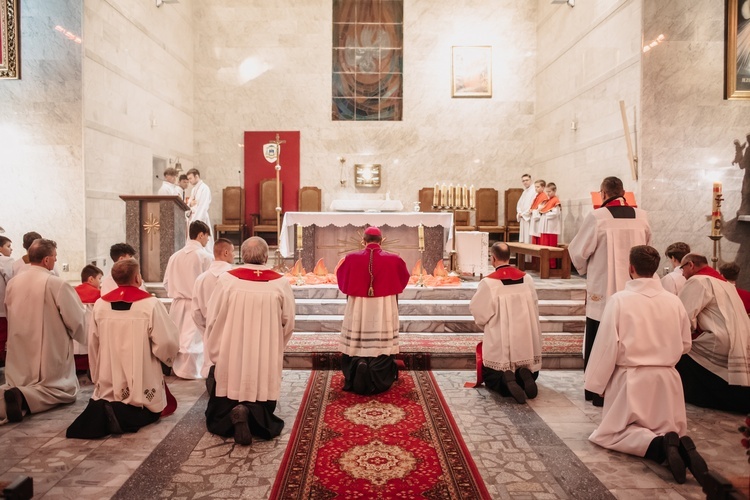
297;224;303;248
711;182;722;236
469;185;476;210
462;185;468;209
418;224;425;251
441;183;447;207
433;183;439;206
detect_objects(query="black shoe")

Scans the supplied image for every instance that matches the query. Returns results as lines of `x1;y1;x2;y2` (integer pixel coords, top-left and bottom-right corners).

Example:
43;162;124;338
353;360;370;395
4;387;24;422
230;405;252;446
516;368;537;399
679;436;708;485
502;370;526;404
592;395;604;407
104;402;123;435
663;432;686;484
584;390;595;401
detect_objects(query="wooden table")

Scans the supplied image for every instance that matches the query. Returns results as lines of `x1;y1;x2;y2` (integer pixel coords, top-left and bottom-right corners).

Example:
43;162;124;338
506;242;571;279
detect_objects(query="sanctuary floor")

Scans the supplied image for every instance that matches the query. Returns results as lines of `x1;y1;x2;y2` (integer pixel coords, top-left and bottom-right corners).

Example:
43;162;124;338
0;370;747;499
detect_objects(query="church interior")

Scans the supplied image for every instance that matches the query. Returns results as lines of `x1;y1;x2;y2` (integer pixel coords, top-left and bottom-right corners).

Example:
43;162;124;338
2;0;750;498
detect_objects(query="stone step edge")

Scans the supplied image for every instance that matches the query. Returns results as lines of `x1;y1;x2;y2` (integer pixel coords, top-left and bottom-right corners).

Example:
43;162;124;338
295;314;585;322
293;298;585;306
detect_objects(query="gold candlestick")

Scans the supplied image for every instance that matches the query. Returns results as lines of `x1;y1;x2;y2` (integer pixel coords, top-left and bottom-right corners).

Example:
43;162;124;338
416;251;426;287
418;223;425;251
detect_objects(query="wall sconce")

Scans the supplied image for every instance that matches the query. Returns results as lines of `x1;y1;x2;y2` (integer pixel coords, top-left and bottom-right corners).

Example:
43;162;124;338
339;157;347;186
551;0;574;7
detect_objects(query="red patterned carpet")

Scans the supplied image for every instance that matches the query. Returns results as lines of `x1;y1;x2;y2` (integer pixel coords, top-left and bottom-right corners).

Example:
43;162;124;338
270;370;491;499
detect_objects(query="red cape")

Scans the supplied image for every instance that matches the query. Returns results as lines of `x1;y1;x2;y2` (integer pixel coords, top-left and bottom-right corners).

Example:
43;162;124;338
337;243;410;297
693;266;726;281
74;283;101;304
101;286;152;302
229;268;283;281
486;266;526;281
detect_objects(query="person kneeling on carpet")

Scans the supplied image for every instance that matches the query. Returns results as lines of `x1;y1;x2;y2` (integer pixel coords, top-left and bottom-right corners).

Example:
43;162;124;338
203;237;295;445
469;242;542;404
67;259;179;439
336;226;410;395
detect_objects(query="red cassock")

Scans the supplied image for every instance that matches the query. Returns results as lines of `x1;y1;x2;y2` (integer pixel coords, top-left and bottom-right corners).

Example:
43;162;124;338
336;243;410;297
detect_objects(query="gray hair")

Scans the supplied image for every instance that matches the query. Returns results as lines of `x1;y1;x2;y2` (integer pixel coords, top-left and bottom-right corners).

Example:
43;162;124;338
28;238;57;263
241;237;268;265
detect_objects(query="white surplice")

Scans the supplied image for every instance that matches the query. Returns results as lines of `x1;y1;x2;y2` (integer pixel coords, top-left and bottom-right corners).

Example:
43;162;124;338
568;206;651;321
12;258;59;278
679;274;750;386
164;239;213;379
204;265;295;402
191;260;233;378
516;185;536;244
188;179;213;254
661;268;686;296
0;255;14;318
89;294;179;413
0;266;87;421
539;206;561;236
584;278;692;456
158;181;181;196
469;270;542;372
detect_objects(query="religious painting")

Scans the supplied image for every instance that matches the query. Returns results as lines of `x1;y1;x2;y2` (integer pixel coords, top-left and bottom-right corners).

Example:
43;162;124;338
332;0;403;121
354;164;381;187
726;0;750;99
0;0;19;79
452;46;492;98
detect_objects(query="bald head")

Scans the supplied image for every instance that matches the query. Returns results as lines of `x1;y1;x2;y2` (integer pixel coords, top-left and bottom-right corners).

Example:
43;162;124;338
680;253;709;280
490;242;511;265
241;237;268;265
214;238;235;264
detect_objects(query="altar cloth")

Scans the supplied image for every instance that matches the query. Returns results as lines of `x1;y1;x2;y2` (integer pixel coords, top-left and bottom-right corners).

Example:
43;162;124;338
329;199;404;212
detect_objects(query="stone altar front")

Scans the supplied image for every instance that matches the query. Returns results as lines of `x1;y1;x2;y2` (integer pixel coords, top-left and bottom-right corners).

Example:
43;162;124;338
280;212;454;273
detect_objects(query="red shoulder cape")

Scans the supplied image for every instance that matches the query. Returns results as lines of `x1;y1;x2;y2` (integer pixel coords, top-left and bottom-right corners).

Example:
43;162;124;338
486;266;526;281
101;286;152;303
229;268;283;281
74;283;101;304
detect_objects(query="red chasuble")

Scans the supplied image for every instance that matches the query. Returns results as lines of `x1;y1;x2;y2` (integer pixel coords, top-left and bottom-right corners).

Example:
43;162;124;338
102;286;152;302
228;268;283;282
336;243;410;298
74;283;101;304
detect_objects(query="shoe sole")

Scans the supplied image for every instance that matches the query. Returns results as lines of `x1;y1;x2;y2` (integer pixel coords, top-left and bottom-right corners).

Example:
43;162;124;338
230;406;252;446
679;436;708;485
664;432;687;484
518;369;538;399
353;362;369;395
503;372;526;404
104;403;124;435
4;388;24;423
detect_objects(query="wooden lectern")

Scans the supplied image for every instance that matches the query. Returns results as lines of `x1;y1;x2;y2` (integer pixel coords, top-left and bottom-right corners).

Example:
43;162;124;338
119;195;190;282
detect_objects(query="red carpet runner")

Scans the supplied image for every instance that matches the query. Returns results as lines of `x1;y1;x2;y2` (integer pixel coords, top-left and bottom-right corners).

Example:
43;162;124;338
270;370;491;499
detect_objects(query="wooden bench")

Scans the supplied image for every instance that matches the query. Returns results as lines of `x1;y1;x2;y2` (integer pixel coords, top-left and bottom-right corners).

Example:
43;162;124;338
506;242;571;279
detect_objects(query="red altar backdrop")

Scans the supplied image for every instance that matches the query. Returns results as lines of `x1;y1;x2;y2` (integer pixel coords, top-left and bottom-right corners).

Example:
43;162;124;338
244;131;300;221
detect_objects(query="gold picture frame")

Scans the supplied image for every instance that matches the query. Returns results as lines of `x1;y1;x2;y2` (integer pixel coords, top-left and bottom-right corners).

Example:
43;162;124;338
452;46;492;98
726;0;750;99
0;0;19;79
354;164;381;187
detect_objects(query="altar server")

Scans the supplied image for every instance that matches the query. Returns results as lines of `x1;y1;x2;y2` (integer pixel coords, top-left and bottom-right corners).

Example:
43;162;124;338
186;168;214;254
661;242;690;296
100;243;143;295
585;246;707;485
539;182;561;269
204;237;295;445
72;264;103;371
10;231;40;276
528;180;548;244
0;236;14;365
164;221;213;379
1;239;87;423
568;176;651;405
66;259;179;439
157;167;182;197
191;238;234;378
470;242;542;404
336;226;410;395
516;174;536;245
677;253;750;413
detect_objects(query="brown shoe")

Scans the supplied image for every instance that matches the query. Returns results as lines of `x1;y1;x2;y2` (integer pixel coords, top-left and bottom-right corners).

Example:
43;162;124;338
679;436;708;485
663;432;686;484
4;387;24;423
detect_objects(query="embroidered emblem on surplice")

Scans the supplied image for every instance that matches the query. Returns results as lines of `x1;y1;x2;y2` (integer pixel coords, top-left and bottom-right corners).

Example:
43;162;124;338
121;387;130;400
144;388;156;401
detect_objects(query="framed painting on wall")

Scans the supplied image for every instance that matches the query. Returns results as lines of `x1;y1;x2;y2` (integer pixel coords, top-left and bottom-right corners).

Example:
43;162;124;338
452;46;492;98
0;0;19;79
726;0;750;99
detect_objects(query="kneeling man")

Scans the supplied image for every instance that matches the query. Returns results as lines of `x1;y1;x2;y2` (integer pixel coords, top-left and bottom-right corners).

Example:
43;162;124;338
469;242;542;403
585;246;707;485
204;237;295;445
67;259;179;438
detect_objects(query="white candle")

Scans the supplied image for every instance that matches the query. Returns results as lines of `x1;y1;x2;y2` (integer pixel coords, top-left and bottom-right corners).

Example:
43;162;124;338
441;183;447;207
469;185;476;209
418;224;425;251
296;224;303;248
711;182;722;236
433;183;439;206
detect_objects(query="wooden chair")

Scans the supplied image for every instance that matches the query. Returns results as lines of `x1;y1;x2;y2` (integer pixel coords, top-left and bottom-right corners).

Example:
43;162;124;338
253;178;282;243
504;188;523;242
214;186;246;243
418;187;437;212
475;188;505;241
299;186;322;212
454;210;474;231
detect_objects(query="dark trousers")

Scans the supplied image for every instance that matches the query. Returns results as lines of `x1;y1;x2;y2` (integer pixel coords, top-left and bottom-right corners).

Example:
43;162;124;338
204;367;284;440
676;354;750;414
482;366;539;396
66;399;160;439
583;317;601;400
341;354;398;395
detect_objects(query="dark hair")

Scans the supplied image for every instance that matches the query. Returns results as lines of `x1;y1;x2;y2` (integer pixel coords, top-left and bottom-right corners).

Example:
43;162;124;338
81;264;103;283
665;242;690;262
213;238;233;255
363;233;382;244
186;168;201;177
163;167;178;177
28;239;57;263
601;176;625;198
535;179;546;187
490;242;511;262
23;231;42;250
110;243;136;261
0;236;10;247
546;182;557;192
682;253;709;267
111;259;140;286
629;245;660;277
719;262;741;282
189;221;210;240
179;174;188;181
521;174;531;180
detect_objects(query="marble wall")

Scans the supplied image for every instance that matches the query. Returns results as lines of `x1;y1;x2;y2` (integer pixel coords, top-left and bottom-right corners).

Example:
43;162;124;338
0;0;84;279
83;0;195;272
640;0;750;283
533;0;643;244
193;0;537;229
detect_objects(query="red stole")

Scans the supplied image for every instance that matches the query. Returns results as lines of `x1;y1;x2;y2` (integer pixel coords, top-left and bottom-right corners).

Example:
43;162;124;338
74;283;101;304
228;268;283;281
693;266;726;281
529;193;548;210
539;196;560;213
102;286;152;302
486;266;526;281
